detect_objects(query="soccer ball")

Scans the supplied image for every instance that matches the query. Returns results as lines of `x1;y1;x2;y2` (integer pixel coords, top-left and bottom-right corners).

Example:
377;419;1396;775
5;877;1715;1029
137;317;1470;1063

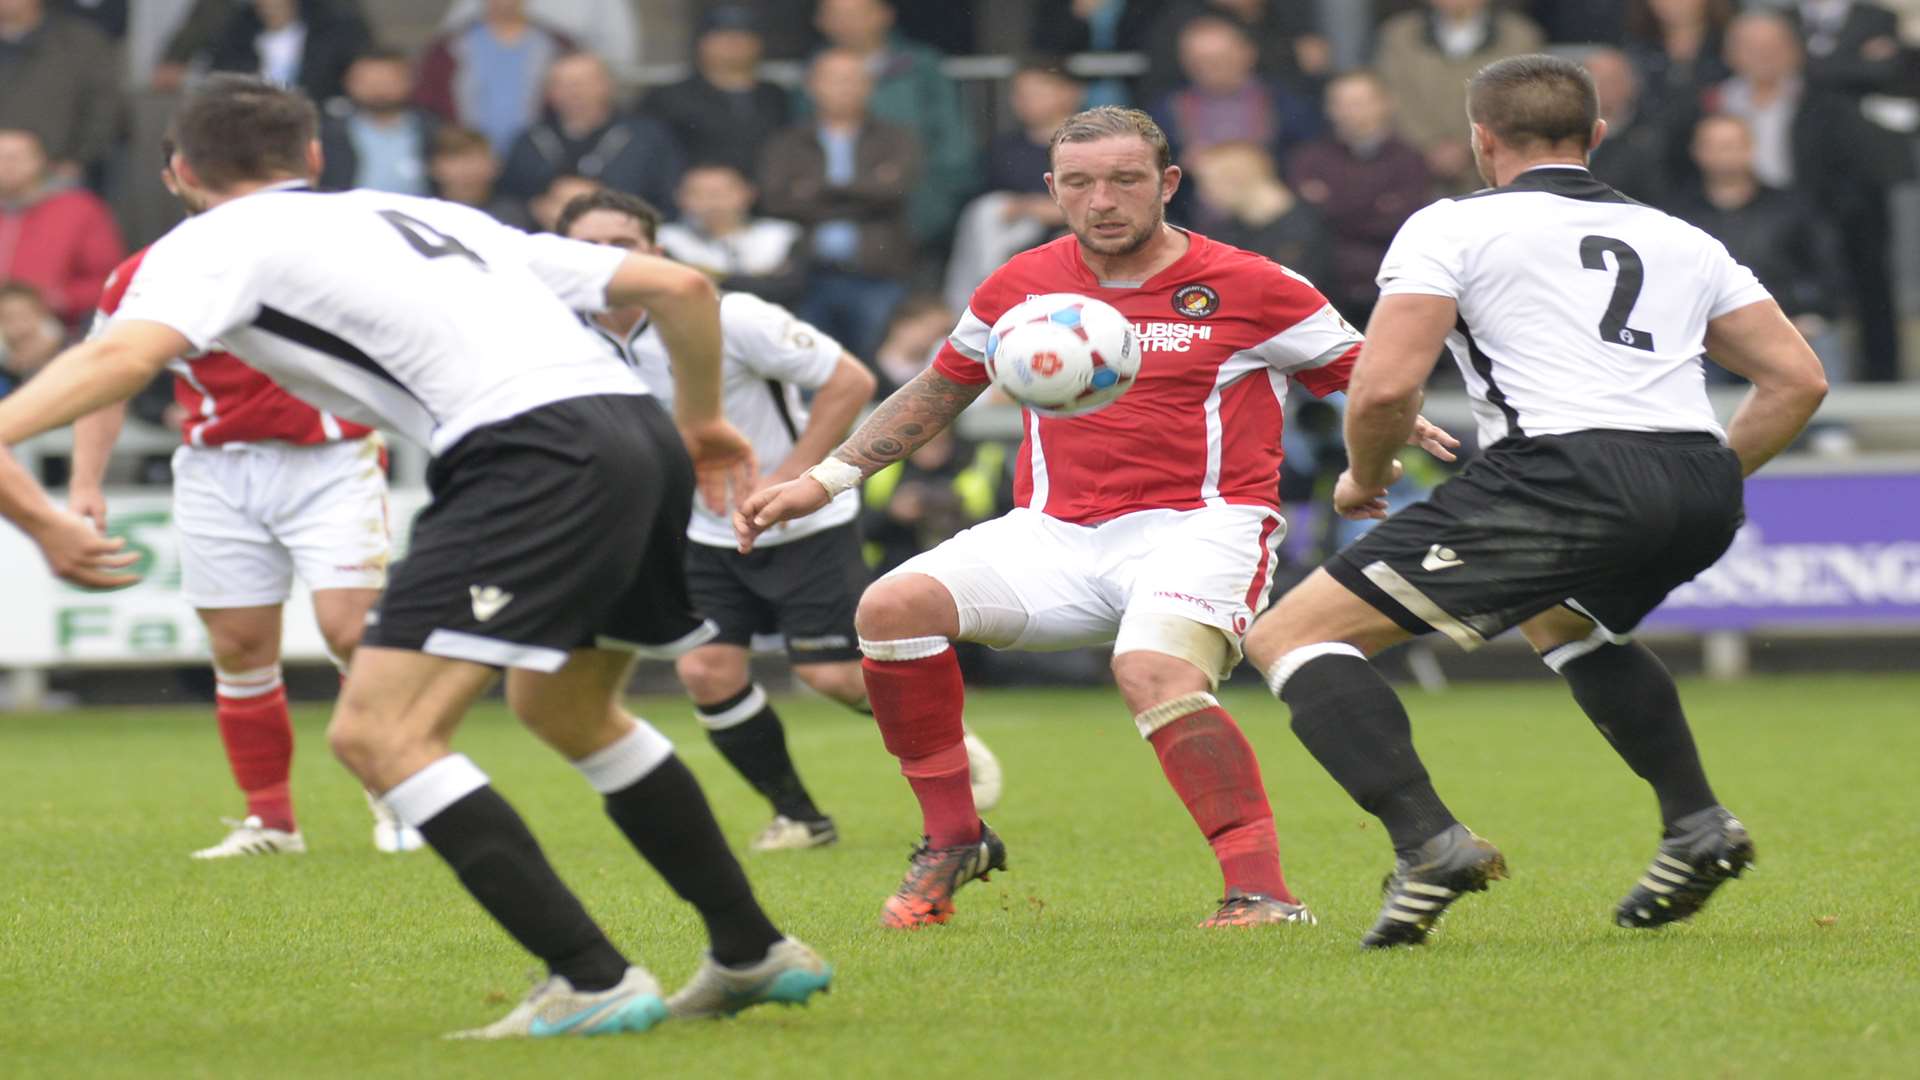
984;293;1139;418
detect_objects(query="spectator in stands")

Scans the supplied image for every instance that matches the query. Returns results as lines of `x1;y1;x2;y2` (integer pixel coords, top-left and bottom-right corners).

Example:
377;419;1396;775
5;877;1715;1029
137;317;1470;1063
194;0;370;104
0;280;62;397
1186;141;1332;291
1623;0;1733;118
761;48;919;365
1027;0;1160;107
871;292;953;392
1584;47;1677;207
415;0;573;153
1707;11;1912;381
440;0;637;78
1286;70;1430;326
808;0;974;247
497;50;682;211
427;125;532;229
656;163;807;310
0;128;122;329
1526;0;1627;46
0;0;120;182
1140;0;1332;105
1375;0;1545;192
320;48;438;195
646;4;791;180
1789;0;1908;98
861;427;1006;577
1670;113;1846;380
943;61;1081;313
1151;15;1324;169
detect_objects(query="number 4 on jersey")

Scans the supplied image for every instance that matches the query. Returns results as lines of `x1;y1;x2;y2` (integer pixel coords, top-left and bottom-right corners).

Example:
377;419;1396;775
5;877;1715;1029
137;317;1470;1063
1579;235;1655;352
379;210;487;269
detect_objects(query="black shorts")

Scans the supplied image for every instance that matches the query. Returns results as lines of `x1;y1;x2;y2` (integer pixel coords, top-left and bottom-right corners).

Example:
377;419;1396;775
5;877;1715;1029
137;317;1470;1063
1326;430;1744;647
363;394;712;672
684;521;867;664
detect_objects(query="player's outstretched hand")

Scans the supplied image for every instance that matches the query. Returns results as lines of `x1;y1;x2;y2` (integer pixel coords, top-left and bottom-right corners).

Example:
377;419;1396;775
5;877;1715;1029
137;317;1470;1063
68;486;108;532
734;477;831;553
1333;462;1403;521
679;417;758;515
1408;415;1460;462
32;509;140;589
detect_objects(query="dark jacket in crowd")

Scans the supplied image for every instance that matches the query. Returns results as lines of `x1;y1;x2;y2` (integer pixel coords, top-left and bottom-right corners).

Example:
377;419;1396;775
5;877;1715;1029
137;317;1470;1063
1208;204;1334;303
759;120;922;281
983;131;1052;196
0;10;120;170
498;113;685;211
1790;0;1909;97
203;0;371;105
1587;110;1678;208
318;105;442;193
1670;184;1845;320
645;73;790;178
1286;134;1431;316
1623;37;1731;120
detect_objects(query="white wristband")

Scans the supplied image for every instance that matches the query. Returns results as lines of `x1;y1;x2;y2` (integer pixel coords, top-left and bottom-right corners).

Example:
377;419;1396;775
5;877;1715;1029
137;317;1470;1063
804;457;864;497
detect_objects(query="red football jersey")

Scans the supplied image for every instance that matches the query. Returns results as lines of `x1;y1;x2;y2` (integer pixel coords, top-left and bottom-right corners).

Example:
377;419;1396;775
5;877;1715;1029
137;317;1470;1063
96;249;372;448
935;231;1362;525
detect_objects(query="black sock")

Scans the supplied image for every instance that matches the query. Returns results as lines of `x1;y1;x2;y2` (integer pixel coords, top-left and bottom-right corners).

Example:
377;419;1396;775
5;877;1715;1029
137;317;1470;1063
1555;641;1717;829
416;786;629;992
699;685;825;823
603;754;783;967
1279;653;1458;856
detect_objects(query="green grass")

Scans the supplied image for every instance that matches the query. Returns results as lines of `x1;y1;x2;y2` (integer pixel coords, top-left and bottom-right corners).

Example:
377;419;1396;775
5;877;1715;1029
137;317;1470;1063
3;675;1916;1078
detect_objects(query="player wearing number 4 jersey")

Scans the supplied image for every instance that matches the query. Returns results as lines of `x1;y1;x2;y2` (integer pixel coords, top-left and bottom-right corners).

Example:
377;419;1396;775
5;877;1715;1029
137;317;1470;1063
740;106;1459;930
1245;55;1828;948
71;220;421;859
0;76;828;1037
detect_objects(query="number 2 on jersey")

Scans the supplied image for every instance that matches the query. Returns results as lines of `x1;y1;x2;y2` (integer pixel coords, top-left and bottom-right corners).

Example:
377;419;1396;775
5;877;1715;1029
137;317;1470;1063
1578;235;1655;352
379;210;487;269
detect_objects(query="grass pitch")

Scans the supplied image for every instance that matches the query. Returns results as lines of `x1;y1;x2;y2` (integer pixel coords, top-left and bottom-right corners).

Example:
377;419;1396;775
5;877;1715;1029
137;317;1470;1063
3;673;1916;1078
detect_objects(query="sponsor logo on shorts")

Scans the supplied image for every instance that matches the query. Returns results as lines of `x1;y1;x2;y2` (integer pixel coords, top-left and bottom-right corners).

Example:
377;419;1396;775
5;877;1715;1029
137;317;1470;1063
788;634;852;651
1153;591;1220;615
1171;283;1219;319
469;585;514;622
1421;545;1466;572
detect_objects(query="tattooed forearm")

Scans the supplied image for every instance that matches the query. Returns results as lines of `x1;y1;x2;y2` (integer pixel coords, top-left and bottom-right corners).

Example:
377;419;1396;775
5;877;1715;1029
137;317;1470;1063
831;366;988;474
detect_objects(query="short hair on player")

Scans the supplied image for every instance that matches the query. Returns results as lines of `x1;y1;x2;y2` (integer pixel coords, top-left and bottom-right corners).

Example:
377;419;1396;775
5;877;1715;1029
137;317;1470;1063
554;188;662;243
1048;106;1172;174
169;74;318;191
1466;53;1599;153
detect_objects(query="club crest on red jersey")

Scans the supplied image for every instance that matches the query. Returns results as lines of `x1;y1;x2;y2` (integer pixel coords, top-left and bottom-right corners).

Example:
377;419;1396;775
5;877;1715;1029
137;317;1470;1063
1171;283;1219;319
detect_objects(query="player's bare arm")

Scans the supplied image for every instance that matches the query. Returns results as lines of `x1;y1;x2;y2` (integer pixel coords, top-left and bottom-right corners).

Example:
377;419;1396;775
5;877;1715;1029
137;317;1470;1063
765;352;877;484
1703;299;1828;476
68;400;129;530
1338;294;1460;519
734;366;988;551
605;252;757;510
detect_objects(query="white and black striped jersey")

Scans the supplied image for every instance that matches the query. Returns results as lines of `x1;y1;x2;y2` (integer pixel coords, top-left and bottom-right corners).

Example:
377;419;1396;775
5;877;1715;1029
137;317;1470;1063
112;183;645;455
1377;166;1772;447
585;290;857;548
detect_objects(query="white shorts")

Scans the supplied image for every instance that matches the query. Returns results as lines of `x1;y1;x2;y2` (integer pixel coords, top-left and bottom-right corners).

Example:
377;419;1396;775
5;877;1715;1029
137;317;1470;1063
171;436;391;609
887;505;1286;679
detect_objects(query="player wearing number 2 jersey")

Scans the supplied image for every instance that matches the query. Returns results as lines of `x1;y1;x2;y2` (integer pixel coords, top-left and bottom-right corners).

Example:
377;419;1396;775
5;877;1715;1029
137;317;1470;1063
1245;55;1828;949
70;238;419;860
739;106;1459;931
0;76;829;1037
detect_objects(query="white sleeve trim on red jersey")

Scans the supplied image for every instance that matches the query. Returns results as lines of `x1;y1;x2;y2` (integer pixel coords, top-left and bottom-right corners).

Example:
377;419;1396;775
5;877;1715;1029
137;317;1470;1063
947;308;992;362
1235;303;1364;375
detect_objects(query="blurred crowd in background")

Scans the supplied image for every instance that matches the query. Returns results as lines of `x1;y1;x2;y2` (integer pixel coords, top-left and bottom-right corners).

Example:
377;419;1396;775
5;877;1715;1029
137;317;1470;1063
2;0;1918;581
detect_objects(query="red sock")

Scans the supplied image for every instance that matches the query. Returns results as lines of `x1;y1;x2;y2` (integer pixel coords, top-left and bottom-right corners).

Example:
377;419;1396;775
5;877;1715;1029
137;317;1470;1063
215;676;296;833
1147;703;1294;903
863;642;978;847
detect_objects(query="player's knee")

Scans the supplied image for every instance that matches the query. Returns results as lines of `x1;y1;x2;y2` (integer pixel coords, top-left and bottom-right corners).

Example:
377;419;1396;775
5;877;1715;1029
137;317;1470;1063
1111;648;1215;716
325;704;387;781
794;661;867;708
208;630;280;675
854;576;955;643
319;621;365;668
675;649;748;705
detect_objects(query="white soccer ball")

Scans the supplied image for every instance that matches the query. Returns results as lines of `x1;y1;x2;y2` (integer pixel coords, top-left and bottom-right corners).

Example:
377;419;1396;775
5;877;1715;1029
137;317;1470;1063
983;293;1139;418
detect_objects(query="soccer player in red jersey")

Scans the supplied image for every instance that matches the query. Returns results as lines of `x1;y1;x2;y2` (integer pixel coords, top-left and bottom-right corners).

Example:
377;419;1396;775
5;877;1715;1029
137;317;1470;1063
741;107;1458;929
64;149;417;859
